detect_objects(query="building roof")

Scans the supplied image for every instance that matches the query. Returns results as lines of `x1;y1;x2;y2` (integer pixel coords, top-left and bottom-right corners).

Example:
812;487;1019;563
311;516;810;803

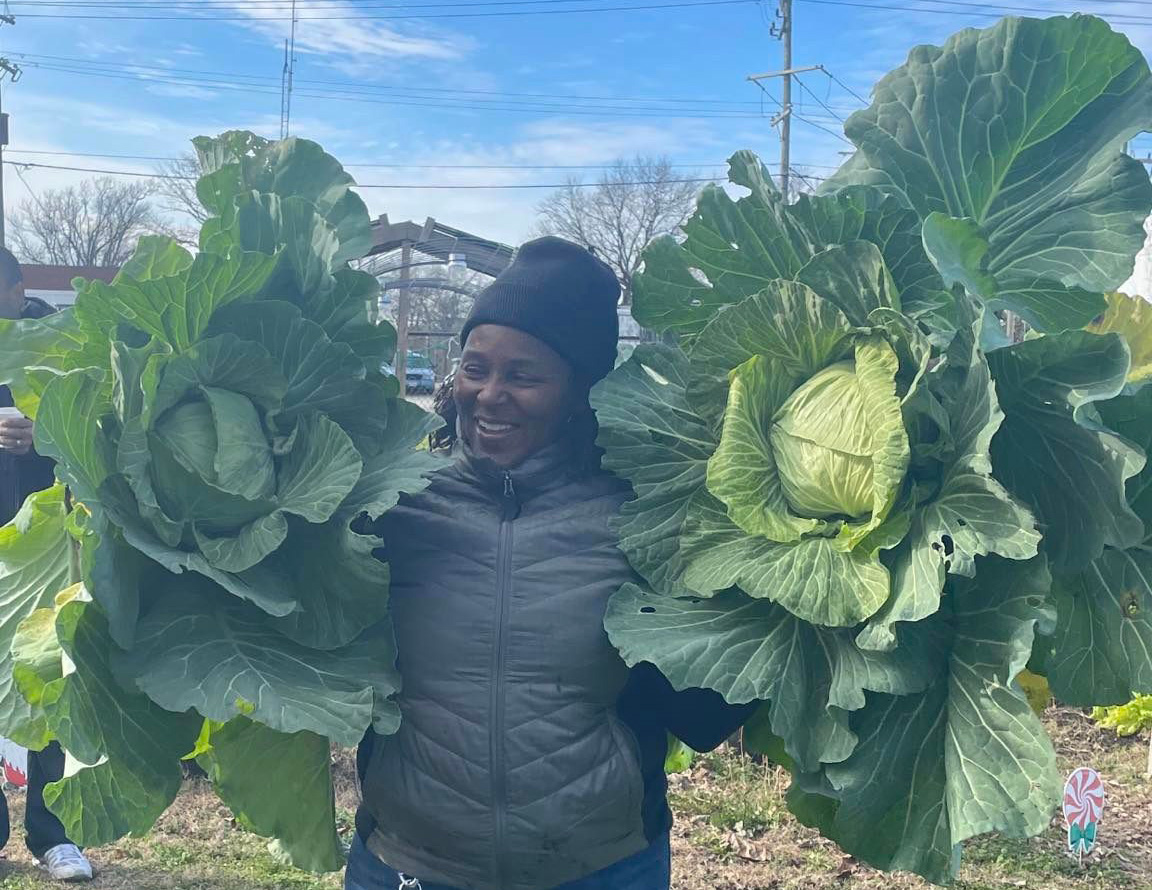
22;264;119;291
366;216;514;278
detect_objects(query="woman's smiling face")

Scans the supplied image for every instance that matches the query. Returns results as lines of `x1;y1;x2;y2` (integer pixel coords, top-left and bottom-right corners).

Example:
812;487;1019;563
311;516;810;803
454;324;578;468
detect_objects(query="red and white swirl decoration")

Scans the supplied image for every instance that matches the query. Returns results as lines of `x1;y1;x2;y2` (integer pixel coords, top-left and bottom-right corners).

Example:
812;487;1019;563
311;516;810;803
1063;767;1104;829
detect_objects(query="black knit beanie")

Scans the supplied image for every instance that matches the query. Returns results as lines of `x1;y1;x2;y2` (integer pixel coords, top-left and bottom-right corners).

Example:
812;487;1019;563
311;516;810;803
460;236;621;386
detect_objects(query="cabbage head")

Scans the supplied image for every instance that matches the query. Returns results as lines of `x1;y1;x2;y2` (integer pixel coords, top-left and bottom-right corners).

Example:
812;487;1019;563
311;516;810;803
726;345;906;537
120;334;364;579
665;273;936;627
770;360;889;520
596;13;1152;886
0;131;443;872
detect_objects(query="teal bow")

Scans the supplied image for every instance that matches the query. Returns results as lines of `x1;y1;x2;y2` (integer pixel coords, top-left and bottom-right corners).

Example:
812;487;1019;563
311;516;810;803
1069;821;1097;851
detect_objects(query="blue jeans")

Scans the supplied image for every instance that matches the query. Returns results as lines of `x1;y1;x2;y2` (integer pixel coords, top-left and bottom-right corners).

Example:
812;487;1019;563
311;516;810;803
344;832;671;890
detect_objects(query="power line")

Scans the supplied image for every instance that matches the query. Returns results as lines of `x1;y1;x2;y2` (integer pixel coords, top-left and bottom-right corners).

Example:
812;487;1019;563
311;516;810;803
292;83;757;108
24;57;863;132
5;148;850;172
6;158;735;189
6;159;835;188
750;77;852;147
8;0;728;6
16;0;1152;12
11;0;1152;25
5;50;767;108
8;0;762;20
793;73;845;123
797;0;1152;23
4;148;757;170
298;77;761;108
857;0;1152;14
820;66;869;106
24;61;775;119
791;168;823;192
12;163;53;221
19;56;756;113
793;114;851;144
11;0;1152;23
21;59;763;117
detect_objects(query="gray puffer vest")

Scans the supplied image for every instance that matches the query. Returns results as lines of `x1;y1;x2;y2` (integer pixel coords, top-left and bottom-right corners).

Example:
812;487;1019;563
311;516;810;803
359;442;649;890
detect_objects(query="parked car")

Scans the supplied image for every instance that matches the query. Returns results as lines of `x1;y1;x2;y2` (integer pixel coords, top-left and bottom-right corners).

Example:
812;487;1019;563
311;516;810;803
382;351;437;395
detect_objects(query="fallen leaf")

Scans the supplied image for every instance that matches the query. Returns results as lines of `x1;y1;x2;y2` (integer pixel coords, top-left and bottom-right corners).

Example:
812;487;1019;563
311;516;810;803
723;831;771;862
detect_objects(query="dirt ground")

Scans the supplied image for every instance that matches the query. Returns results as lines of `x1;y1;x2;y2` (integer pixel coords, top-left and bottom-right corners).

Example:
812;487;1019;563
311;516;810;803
664;708;1152;890
0;708;1146;889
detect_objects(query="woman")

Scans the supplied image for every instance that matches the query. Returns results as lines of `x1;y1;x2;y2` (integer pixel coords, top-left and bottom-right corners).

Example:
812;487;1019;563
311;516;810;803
348;237;754;890
0;247;94;884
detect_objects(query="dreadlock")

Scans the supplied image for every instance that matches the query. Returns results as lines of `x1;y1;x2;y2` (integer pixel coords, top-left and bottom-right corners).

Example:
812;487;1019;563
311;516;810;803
428;375;604;475
430;375;460;453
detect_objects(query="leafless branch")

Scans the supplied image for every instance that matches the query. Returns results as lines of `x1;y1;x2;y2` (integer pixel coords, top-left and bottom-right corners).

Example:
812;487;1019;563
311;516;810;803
9;176;169;267
536;156;701;304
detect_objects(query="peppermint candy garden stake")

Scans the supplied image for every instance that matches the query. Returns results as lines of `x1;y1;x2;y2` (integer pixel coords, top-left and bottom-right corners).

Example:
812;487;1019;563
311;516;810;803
1063;767;1105;860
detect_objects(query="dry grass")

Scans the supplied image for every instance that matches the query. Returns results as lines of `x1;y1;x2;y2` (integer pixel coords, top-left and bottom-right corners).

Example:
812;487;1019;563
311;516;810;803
667;708;1152;890
0;709;1146;889
0;781;343;889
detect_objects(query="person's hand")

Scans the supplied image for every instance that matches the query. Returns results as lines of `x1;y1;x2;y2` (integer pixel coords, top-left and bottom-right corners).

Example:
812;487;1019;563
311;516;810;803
0;415;34;456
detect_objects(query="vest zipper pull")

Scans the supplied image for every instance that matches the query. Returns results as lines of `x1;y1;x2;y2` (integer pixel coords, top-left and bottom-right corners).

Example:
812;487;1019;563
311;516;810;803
500;471;520;520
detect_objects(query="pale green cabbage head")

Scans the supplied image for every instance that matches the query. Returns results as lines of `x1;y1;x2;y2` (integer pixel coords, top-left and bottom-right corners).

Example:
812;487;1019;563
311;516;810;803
770;360;878;520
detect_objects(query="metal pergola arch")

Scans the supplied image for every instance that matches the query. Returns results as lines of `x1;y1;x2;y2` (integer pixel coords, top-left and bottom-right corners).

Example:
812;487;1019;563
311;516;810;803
362;216;515;383
364;215;515;278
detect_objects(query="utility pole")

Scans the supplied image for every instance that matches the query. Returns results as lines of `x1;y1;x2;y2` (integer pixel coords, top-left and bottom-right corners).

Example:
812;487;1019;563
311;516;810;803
0;7;20;248
279;0;298;139
778;0;793;202
747;3;818;203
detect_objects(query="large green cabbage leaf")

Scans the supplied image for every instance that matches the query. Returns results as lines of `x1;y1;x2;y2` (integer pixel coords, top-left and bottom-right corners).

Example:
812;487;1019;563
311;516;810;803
825;14;1152;334
1034;303;1152;708
0;486;73;751
598;14;1152;885
0;132;441;870
790;556;1060;883
631;153;950;339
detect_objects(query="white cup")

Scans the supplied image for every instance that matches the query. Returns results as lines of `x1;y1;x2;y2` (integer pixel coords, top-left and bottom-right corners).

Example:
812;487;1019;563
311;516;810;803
0;406;25;420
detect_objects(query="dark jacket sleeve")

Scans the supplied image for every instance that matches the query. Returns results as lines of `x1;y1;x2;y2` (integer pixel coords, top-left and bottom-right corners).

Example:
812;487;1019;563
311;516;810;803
0;300;60;525
0;385;56;527
620;661;759;753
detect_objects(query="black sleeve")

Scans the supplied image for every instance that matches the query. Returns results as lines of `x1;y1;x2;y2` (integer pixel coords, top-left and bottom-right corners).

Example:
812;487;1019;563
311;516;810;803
16;450;57;497
620;661;759;753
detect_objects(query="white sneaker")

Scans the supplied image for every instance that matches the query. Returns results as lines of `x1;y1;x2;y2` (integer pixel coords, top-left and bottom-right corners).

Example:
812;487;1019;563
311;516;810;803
38;844;93;882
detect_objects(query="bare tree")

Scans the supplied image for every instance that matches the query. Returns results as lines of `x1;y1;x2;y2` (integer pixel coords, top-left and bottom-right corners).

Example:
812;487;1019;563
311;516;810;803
787;165;825;197
10;177;167;267
370;265;488;378
536;157;702;303
406;277;481;335
156;153;210;225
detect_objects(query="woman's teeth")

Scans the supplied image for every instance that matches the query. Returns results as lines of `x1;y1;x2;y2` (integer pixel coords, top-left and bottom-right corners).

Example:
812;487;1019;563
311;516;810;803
477;419;514;434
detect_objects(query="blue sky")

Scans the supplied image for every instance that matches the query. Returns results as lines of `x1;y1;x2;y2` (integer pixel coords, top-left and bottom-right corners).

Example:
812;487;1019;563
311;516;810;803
0;0;1150;244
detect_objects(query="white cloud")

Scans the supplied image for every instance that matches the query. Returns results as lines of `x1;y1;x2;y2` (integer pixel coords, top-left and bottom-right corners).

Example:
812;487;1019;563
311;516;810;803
350;118;737;244
73;39;138;58
845;2;1152;77
144;84;218;100
231;2;470;65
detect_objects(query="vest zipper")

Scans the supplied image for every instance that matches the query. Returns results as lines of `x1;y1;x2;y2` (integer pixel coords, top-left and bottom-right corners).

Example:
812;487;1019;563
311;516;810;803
490;469;517;888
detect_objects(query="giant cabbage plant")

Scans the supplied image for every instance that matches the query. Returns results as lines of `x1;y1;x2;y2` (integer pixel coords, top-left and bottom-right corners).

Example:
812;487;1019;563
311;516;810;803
597;14;1152;883
0;132;441;870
